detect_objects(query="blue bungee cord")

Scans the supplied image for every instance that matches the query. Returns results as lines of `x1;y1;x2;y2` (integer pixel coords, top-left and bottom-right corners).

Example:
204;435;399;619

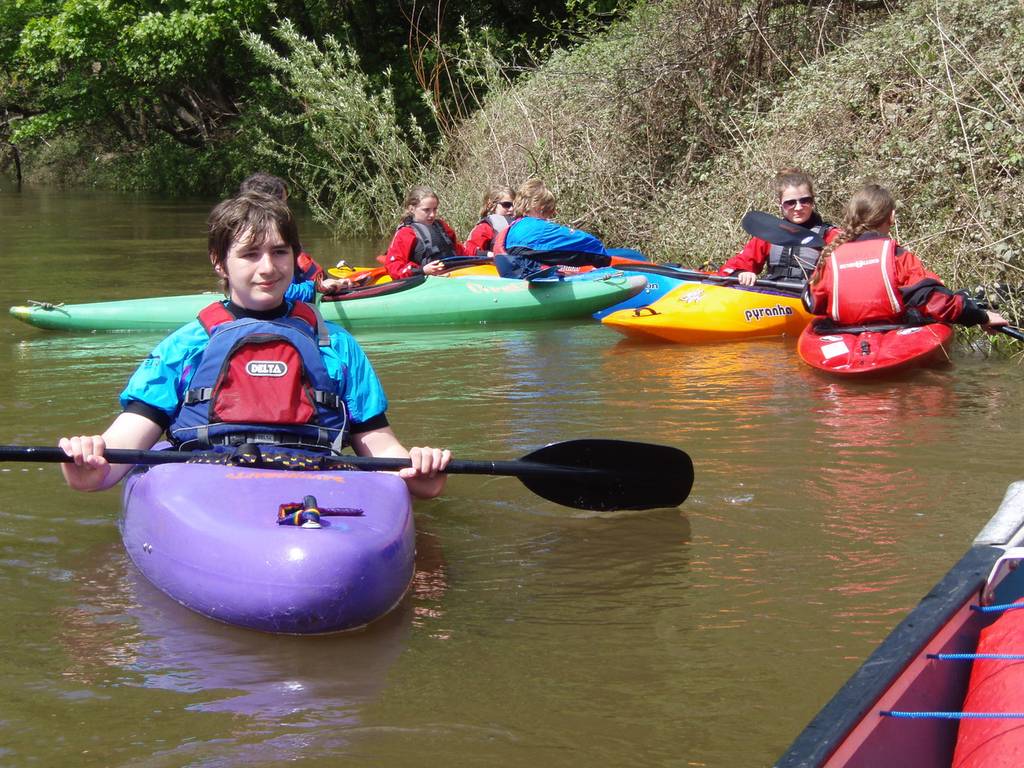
883;711;1024;720
970;601;1024;614
879;599;1024;720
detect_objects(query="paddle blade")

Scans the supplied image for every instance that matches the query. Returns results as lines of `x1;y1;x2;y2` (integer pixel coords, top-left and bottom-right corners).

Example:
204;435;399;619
518;439;693;511
742;211;825;249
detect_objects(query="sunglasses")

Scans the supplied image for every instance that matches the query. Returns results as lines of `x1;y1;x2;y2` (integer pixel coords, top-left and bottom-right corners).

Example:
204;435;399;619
497;201;514;209
781;196;814;210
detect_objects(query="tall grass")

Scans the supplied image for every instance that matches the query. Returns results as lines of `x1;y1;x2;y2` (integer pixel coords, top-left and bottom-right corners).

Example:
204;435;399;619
647;0;1022;317
439;0;883;244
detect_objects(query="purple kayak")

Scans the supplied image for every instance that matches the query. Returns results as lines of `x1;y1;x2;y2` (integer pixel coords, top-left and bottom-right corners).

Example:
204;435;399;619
120;462;415;634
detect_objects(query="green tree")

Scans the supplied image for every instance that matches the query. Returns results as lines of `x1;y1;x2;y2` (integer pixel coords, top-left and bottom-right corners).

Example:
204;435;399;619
243;19;427;234
10;0;276;147
0;0;634;197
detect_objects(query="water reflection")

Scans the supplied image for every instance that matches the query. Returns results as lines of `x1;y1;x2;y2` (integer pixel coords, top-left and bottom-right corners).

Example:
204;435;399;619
55;528;453;723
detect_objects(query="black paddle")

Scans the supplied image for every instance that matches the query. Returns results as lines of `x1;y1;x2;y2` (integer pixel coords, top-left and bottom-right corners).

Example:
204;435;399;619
954;294;1023;343
741;211;826;249
809;319;1024;341
0;439;694;512
611;261;805;295
998;325;1024;342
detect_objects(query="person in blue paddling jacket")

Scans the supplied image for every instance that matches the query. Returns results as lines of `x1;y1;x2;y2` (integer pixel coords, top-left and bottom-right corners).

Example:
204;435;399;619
384;185;469;280
719;167;842;285
804;183;1007;330
59;192;451;498
464;184;516;257
238;172;356;298
492;178;614;280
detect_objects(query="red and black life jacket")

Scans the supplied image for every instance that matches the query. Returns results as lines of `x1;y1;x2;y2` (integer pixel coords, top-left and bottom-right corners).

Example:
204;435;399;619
767;224;833;281
824;238;904;325
168;302;349;452
404;221;457;264
295;251;323;282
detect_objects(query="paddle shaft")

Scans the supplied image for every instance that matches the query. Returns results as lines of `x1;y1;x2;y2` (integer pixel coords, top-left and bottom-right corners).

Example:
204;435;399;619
615;261;804;294
1000;325;1024;342
0;445;606;480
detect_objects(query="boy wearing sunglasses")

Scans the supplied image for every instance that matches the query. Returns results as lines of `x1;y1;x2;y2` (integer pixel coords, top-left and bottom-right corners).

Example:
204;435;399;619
719;168;841;286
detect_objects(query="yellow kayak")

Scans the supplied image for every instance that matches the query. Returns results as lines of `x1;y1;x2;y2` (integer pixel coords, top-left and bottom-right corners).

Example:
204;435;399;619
601;281;812;343
327;259;497;283
442;263;499;277
328;263;392;284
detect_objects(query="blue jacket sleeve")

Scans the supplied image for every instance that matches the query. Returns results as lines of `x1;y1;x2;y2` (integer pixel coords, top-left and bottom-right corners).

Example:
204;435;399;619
322;324;389;427
285;280;316;303
119;322;210;420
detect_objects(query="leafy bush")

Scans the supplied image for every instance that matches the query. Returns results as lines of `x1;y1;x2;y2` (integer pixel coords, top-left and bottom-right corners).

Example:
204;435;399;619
242;20;429;235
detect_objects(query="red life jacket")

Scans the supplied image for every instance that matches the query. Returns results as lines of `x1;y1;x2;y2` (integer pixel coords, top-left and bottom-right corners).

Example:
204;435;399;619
825;238;903;325
169;302;349;452
296;251;323;282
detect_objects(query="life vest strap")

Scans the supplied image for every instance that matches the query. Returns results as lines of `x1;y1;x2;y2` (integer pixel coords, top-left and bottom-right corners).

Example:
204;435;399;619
194;432;334;450
311;390;343;410
183;387;341;409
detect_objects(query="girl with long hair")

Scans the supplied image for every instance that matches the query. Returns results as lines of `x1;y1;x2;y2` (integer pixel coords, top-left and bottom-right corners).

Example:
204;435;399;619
805;184;1006;329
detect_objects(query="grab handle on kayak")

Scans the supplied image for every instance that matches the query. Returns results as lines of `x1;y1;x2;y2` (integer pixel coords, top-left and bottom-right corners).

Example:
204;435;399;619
26;300;68;313
277;495;365;527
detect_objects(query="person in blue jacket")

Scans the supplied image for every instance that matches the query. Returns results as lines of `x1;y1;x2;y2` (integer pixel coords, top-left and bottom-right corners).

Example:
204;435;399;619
493;178;613;279
58;192;451;499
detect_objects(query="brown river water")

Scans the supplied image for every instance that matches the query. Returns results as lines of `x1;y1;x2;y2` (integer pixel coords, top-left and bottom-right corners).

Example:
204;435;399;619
0;186;1021;766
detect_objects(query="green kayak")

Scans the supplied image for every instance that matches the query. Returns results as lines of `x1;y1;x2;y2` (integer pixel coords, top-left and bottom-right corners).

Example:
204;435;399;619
9;273;646;332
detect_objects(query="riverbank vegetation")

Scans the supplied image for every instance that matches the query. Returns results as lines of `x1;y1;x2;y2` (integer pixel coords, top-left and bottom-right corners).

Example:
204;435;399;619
0;0;623;195
1;0;1020;322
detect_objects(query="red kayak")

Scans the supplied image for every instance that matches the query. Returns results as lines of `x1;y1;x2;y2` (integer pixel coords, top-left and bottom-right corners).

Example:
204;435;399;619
797;321;954;377
775;481;1024;768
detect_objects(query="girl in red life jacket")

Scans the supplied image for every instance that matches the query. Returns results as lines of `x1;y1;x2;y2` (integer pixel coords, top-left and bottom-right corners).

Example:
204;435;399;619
719;167;841;285
465;185;515;257
384;185;468;280
805;184;1007;329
